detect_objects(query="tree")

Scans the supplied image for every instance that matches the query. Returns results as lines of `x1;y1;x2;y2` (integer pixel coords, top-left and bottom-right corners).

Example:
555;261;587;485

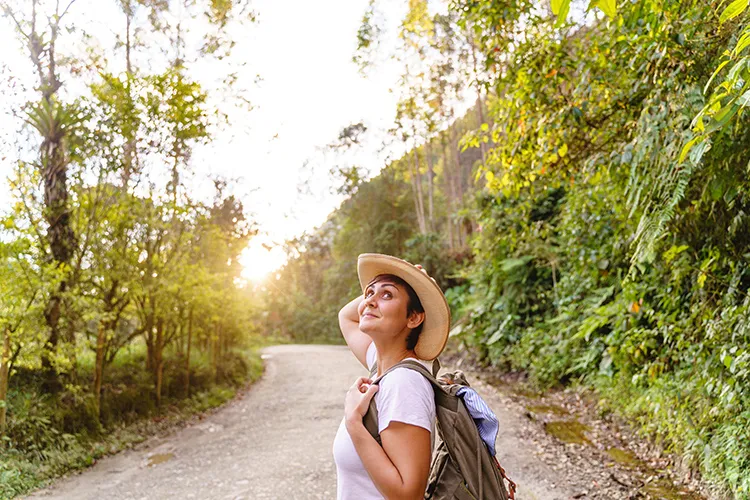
2;0;83;390
0;229;46;436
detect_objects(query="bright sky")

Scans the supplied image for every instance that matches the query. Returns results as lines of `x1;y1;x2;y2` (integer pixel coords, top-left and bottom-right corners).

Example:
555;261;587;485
0;0;455;281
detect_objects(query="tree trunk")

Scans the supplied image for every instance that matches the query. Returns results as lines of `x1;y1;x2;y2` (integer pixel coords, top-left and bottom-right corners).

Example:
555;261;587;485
411;145;427;234
41;179;73;393
449;125;465;248
144;320;153;367
409;175;423;236
93;324;106;419
474;96;486;165
212;323;219;383
30;0;76;393
425;141;435;233
121;0;136;189
467;26;487;166
442;140;455;251
154;318;164;407
184;307;193;397
144;297;156;372
0;326;11;436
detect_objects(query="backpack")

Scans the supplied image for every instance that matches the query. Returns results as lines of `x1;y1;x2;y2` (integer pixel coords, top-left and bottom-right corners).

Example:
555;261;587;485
364;359;517;500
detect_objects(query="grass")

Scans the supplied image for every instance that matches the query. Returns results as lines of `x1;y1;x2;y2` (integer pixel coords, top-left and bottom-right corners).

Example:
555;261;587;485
0;343;265;500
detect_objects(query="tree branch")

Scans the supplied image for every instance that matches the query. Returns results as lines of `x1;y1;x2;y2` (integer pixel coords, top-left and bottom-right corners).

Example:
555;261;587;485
1;3;30;40
58;0;77;22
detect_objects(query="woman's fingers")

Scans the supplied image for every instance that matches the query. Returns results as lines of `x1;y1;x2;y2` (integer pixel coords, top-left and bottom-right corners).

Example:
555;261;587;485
344;377;379;420
357;383;379;403
351;376;372;390
362;383;378;401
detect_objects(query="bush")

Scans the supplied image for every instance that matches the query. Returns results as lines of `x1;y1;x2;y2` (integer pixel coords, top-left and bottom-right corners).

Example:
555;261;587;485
0;347;265;499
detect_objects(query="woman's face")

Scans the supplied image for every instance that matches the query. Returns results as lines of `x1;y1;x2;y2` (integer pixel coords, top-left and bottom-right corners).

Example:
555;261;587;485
357;277;423;341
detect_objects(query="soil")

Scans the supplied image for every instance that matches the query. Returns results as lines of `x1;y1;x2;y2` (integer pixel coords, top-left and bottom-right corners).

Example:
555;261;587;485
444;347;714;500
25;344;714;500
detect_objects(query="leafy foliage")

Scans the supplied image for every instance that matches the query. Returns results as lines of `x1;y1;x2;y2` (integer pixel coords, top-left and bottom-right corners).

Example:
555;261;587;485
0;1;263;494
335;0;750;494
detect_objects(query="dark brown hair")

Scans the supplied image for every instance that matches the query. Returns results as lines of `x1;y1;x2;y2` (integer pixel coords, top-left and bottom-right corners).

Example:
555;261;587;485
368;274;425;350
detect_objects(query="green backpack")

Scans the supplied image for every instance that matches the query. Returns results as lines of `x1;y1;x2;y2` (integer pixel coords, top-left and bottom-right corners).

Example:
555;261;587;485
364;359;516;500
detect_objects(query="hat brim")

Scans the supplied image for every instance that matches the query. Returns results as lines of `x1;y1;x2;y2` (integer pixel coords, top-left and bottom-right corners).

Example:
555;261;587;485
357;253;451;361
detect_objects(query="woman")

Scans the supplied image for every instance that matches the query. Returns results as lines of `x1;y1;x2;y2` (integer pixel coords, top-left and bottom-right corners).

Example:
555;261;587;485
332;253;451;500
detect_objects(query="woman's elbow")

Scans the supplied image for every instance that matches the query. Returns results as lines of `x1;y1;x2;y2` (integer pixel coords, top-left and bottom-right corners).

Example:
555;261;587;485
383;479;427;500
385;488;424;500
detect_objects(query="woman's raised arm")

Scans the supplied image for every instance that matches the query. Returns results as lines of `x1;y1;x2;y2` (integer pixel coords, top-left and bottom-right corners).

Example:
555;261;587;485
339;295;372;369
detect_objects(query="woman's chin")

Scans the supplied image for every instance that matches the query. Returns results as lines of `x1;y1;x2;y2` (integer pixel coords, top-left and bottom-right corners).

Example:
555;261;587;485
358;323;377;335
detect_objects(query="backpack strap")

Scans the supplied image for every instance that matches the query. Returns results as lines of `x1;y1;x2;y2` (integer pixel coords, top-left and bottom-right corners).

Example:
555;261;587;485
363;359;459;444
373;359;454;406
363;359;516;499
369;357;441;379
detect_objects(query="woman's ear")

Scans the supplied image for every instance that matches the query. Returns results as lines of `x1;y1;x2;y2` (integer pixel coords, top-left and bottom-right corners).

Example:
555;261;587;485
407;311;425;329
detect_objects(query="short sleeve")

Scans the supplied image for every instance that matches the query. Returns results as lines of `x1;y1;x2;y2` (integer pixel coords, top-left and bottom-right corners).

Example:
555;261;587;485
366;342;377;372
375;367;436;434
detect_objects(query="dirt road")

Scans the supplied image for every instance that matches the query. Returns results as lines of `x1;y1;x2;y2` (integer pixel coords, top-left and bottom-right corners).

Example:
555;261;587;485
25;345;600;499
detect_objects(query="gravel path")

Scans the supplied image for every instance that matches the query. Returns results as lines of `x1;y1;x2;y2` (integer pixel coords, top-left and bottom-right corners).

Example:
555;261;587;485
27;345;577;500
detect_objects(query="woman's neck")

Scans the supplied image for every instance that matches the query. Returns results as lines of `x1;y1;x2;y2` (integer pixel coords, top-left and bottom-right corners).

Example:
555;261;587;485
374;339;417;377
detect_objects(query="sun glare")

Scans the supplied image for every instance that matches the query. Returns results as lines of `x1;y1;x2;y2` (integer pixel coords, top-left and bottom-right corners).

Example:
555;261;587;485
239;238;287;282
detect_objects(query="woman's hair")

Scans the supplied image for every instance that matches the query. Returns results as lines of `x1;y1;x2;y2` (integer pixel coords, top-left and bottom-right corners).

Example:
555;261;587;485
369;274;425;350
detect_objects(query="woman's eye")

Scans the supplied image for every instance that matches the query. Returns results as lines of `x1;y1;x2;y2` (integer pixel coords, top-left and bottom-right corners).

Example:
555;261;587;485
383;292;391;298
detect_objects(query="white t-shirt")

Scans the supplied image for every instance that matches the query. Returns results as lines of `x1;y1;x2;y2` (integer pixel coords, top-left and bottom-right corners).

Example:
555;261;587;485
333;343;436;500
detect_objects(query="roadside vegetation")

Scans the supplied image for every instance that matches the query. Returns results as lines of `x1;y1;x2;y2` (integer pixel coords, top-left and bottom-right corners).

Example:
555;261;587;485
0;2;265;498
4;0;750;497
266;1;750;496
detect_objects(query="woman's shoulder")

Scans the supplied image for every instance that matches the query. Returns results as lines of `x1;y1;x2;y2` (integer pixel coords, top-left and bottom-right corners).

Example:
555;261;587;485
380;365;435;396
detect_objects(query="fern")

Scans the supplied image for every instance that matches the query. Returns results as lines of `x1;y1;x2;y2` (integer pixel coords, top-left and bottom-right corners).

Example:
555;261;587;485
624;86;707;270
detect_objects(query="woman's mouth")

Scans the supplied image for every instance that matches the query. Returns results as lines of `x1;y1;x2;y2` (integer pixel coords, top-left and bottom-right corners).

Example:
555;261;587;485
362;313;378;319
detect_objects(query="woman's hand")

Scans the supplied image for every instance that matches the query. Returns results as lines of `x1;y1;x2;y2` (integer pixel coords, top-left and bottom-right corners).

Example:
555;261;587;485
344;376;379;429
414;263;437;284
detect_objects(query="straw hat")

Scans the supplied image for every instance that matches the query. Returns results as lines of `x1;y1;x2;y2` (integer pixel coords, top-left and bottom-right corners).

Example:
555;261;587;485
357;253;451;361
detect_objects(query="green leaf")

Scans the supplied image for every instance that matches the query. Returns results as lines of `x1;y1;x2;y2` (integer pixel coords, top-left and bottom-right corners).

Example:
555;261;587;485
551;0;571;26
725;56;748;82
737;89;750;106
679;135;704;163
663;245;690;263
704;59;730;94
720;0;749;24
499;256;533;272
705;102;740;134
448;324;464;337
709;175;726;201
486;329;504;345
733;30;750;56
593;0;617;18
698;271;708;288
723;354;733;369
689;138;711;165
